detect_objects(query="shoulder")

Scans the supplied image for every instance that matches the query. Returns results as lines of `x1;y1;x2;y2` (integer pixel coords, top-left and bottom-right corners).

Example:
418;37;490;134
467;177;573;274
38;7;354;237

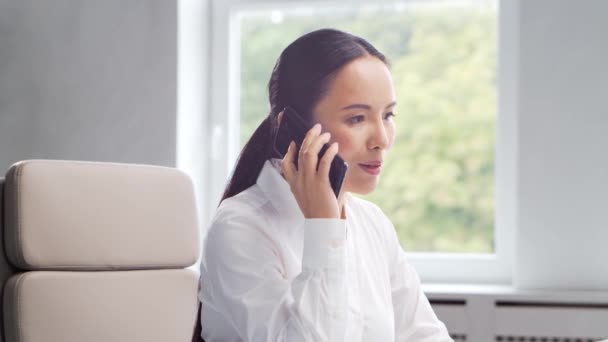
214;184;270;224
205;185;277;247
201;186;284;290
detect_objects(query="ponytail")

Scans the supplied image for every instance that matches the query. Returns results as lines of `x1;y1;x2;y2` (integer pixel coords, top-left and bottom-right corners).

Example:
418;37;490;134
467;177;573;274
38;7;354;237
219;116;276;203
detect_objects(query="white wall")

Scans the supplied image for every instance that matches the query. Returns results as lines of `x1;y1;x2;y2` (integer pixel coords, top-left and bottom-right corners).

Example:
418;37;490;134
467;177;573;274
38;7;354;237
515;0;608;289
0;0;177;171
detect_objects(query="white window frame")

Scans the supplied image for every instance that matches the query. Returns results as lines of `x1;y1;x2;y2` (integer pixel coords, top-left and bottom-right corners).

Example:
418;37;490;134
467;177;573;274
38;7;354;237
203;0;518;284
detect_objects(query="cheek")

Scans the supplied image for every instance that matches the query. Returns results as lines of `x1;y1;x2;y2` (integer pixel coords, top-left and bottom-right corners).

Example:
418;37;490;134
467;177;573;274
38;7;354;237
330;131;357;160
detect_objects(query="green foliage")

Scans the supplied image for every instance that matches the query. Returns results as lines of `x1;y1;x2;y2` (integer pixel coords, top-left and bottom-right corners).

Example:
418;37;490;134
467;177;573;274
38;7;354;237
239;5;497;253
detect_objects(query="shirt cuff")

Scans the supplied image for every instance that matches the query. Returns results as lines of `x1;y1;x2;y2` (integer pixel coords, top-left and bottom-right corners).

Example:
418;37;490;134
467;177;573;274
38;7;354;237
301;218;347;271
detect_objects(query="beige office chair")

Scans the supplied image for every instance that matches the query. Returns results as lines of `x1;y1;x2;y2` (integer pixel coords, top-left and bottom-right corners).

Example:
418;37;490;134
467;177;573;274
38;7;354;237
0;160;200;342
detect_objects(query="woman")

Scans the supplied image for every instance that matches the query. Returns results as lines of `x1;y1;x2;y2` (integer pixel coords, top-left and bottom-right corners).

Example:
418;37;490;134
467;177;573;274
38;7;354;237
196;28;452;341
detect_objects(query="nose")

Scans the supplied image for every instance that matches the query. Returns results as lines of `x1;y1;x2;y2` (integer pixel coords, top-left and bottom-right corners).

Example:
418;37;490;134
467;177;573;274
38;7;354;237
367;118;390;150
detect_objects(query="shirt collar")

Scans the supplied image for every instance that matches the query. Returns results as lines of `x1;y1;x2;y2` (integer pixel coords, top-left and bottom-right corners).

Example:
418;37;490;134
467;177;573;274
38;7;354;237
256;159;305;228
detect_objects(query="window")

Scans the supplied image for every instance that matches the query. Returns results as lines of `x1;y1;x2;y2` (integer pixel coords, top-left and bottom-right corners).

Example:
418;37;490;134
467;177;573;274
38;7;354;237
238;1;497;253
206;0;514;283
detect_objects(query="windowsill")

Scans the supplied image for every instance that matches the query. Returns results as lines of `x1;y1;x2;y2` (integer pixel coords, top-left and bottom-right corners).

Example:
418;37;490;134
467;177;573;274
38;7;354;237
423;283;608;303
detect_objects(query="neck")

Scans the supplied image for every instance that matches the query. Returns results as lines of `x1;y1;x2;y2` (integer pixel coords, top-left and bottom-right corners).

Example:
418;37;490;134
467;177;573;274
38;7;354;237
338;192;347;219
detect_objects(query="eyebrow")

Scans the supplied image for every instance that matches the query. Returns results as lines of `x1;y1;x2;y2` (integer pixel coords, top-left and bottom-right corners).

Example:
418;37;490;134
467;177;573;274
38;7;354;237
340;101;397;111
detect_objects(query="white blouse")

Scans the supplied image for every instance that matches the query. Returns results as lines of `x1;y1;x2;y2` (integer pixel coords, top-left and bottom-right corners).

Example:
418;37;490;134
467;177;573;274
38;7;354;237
198;159;452;342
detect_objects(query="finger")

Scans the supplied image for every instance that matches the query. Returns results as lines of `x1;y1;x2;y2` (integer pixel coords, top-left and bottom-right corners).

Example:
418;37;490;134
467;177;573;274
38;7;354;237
299;123;322;158
307;132;332;160
281;141;297;183
298;124;321;175
318;142;339;178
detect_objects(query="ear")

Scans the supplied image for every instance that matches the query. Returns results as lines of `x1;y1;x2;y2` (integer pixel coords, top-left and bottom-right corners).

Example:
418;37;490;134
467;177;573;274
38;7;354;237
277;110;284;125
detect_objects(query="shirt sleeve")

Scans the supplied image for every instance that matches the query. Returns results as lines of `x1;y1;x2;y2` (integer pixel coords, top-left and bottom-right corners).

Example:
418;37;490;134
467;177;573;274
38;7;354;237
203;211;348;342
379;211;454;342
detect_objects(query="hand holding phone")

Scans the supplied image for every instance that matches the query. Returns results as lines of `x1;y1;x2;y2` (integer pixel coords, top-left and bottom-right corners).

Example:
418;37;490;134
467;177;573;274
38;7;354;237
274;108;347;218
272;106;348;199
279;124;343;219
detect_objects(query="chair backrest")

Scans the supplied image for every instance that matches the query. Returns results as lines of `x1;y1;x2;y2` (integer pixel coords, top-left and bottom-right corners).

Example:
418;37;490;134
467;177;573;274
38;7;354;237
0;178;17;342
1;160;200;342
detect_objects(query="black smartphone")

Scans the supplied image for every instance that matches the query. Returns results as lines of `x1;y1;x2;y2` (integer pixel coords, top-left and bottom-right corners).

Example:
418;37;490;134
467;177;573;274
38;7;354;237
272;106;348;198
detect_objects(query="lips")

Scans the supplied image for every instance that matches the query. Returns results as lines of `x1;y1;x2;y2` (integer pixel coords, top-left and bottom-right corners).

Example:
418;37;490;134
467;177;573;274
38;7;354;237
358;161;382;175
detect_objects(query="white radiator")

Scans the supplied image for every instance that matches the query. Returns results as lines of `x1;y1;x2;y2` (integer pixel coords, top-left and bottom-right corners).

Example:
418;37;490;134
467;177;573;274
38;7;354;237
424;284;608;342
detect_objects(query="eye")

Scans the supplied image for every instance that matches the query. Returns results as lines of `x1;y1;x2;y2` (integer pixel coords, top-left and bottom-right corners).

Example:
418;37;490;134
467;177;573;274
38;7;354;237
384;112;396;120
346;115;365;125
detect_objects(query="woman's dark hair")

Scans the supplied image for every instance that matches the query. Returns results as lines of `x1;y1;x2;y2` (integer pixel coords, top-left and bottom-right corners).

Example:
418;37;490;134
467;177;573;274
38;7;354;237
220;28;387;202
